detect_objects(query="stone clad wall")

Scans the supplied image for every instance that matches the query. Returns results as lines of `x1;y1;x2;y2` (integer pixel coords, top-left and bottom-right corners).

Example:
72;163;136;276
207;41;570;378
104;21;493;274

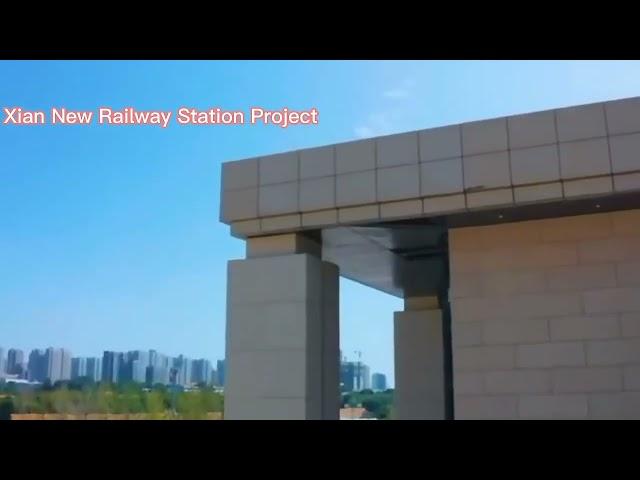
449;209;640;419
221;97;640;239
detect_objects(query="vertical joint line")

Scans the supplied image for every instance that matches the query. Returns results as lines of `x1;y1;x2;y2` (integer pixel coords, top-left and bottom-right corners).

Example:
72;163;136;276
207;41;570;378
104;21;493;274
553;110;566;198
602;102;615;191
505;118;515;203
459;125;468;209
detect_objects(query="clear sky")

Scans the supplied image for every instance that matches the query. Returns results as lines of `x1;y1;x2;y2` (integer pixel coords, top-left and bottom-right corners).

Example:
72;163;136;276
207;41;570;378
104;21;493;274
2;60;640;385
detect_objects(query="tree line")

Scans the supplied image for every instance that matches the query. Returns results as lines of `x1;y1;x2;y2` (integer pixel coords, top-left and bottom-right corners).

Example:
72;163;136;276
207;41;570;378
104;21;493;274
342;389;394;419
0;380;394;420
0;378;223;420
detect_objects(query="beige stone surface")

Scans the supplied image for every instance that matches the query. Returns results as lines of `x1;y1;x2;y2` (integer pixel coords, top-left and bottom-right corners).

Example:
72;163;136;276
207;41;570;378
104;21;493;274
423;194;466;214
380;199;423;220
220;97;640;233
614;174;640;199
450;210;640;419
338;205;380;223
514;182;563;204
301;209;338;228
260;214;301;233
394;307;446;419
225;254;339;419
466;188;514;209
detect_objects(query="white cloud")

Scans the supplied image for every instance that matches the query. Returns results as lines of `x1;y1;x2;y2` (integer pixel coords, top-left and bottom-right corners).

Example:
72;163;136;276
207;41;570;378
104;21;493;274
383;88;410;99
369;113;393;131
383;77;416;100
354;110;407;139
354;126;375;138
354;79;417;138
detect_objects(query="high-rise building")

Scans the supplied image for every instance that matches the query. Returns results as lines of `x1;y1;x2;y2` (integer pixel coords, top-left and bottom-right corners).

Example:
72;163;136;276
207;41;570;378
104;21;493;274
371;373;387;391
60;349;72;381
71;357;87;379
44;347;71;384
191;359;213;385
46;348;61;383
86;357;102;382
129;350;150;367
114;351;143;384
28;349;47;382
146;365;170;386
172;355;192;387
149;350;172;370
129;350;151;383
7;349;25;376
102;351;121;384
340;362;355;392
216;359;225;386
0;347;5;376
361;365;370;390
340;359;371;392
144;350;175;386
130;359;147;383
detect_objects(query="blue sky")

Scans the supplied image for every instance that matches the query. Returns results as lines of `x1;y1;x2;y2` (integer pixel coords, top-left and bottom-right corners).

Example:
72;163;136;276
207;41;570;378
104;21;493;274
2;60;640;385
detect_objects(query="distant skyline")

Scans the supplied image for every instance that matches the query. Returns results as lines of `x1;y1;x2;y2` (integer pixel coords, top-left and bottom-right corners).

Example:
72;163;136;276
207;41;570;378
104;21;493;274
0;343;370;367
0;344;222;363
4;61;640;387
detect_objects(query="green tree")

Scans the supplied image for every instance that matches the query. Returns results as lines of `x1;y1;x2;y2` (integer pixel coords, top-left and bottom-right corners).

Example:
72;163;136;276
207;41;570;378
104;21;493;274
361;398;382;416
144;391;167;419
69;377;96;391
51;387;72;414
176;392;207;420
201;391;223;414
0;398;14;420
95;384;113;413
114;383;145;414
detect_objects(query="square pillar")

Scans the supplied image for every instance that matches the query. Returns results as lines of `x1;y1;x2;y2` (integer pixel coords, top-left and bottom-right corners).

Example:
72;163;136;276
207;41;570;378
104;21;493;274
394;296;446;420
224;233;339;420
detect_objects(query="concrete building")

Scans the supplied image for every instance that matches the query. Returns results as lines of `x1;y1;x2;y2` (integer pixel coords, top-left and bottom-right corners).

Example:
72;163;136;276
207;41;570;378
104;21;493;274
131;359;147;383
86;357;102;382
172;355;192;387
340;362;356;392
361;365;371;390
216;360;225;386
102;351;121;384
0;348;5;376
71;357;87;379
28;349;47;382
60;349;72;381
372;373;387;391
129;350;150;368
146;365;170;386
340;361;370;392
220;96;640;420
7;349;25;376
46;348;59;383
192;359;214;385
117;351;151;384
44;348;72;384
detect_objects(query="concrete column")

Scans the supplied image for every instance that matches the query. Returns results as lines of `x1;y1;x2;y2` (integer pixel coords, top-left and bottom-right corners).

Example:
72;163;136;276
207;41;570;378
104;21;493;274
394;296;446;420
224;233;339;420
